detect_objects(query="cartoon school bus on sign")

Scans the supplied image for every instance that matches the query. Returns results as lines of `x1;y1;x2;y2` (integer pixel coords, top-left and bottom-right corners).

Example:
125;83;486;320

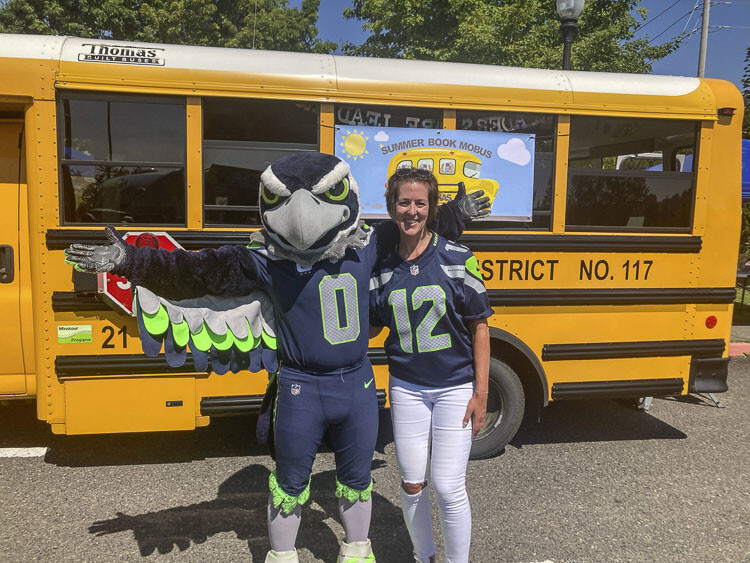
387;148;500;206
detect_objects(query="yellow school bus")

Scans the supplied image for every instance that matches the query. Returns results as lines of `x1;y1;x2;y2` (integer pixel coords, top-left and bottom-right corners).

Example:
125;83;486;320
387;148;501;205
0;35;743;458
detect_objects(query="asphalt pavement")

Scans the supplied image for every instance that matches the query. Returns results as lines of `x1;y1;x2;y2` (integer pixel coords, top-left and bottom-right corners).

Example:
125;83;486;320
1;359;749;562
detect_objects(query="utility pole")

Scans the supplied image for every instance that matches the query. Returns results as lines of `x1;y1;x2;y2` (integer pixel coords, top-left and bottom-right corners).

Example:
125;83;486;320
697;0;710;77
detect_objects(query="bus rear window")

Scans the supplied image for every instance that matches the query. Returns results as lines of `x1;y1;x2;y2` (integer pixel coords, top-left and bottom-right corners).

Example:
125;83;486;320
566;116;698;231
59;94;186;225
203;98;319;227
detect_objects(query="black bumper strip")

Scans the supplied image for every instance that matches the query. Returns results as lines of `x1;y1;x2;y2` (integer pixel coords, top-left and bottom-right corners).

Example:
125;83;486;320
47;229;257;250
461;234;701;253
52;291;109;312
552;377;684;399
488;287;736;306
56;354;203;378
56;350;389;378
542;338;725;361
51;287;736;314
200;395;264;416
46;230;702;253
201;390;387;416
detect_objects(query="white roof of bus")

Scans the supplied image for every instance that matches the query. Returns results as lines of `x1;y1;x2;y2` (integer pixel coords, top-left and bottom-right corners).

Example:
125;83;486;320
0;33;701;97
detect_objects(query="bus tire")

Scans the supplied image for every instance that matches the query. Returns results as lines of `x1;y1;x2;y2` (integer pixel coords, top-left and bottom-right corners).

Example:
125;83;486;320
469;358;525;460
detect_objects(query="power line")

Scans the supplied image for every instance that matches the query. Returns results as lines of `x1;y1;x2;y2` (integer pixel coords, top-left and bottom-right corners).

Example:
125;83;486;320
639;0;684;31
651;8;697;41
682;0;702;34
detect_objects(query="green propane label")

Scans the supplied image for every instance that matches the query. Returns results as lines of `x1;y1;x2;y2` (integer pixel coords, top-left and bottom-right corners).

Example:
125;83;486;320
57;325;93;344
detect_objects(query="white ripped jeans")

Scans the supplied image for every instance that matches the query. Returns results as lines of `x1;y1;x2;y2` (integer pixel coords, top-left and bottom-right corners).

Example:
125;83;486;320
389;375;474;563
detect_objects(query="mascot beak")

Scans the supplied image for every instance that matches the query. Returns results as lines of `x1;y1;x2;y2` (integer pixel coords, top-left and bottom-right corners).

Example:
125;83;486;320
264;189;350;250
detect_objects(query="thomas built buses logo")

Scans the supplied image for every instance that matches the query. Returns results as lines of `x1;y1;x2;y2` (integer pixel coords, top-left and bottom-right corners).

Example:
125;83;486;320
79;44;165;66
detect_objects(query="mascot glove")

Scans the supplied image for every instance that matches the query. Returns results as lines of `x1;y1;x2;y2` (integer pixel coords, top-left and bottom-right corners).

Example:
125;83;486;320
455;181;491;221
64;226;130;273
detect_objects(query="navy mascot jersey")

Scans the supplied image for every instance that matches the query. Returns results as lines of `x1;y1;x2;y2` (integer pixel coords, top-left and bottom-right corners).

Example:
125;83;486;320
120;224;386;374
370;233;492;388
246;232;379;373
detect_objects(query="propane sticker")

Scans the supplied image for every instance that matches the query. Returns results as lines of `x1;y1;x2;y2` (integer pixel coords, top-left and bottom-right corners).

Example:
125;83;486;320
57;325;93;344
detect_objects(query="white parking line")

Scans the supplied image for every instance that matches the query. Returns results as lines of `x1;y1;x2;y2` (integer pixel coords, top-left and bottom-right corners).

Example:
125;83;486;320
0;447;48;458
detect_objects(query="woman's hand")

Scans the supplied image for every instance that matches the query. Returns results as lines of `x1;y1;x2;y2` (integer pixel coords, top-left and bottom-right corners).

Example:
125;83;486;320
462;391;488;439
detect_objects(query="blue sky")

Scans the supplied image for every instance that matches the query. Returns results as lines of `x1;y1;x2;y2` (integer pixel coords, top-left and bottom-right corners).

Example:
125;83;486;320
305;0;749;90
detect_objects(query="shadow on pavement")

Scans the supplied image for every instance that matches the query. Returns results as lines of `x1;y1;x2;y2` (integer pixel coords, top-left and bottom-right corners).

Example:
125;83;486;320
510;397;687;449
1;401;400;468
87;461;410;561
4;394;688;465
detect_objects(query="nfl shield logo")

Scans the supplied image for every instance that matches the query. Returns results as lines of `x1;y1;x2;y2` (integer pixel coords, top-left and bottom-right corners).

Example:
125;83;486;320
410;264;420;276
291;384;301;396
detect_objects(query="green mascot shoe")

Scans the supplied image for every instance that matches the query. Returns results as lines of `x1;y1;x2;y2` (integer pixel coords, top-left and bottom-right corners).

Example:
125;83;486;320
337;539;375;562
265;548;298;562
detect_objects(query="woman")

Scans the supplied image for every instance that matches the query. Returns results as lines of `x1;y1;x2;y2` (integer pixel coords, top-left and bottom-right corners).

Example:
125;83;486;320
370;168;492;562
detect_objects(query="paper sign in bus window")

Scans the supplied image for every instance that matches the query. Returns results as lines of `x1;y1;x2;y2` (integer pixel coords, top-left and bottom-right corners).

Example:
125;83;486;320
440;159;456;175
336;125;535;221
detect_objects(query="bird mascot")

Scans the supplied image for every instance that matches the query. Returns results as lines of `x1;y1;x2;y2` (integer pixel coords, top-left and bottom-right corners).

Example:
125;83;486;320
65;152;489;562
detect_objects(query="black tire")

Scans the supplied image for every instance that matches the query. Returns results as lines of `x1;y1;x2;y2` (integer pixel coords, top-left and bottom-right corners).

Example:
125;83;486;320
469;358;525;460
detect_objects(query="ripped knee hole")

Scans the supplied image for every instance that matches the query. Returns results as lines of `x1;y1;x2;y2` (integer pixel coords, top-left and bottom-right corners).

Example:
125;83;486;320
401;481;427;495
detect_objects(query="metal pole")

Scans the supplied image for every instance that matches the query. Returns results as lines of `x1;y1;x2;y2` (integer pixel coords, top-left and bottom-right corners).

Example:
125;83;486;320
561;18;578;71
697;0;710;77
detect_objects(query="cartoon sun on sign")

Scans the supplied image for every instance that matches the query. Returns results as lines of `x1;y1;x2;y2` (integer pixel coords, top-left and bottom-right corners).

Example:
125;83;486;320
339;129;369;160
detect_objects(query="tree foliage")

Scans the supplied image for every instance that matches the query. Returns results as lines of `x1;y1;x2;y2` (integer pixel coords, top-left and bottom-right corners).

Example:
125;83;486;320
343;0;677;73
0;0;336;53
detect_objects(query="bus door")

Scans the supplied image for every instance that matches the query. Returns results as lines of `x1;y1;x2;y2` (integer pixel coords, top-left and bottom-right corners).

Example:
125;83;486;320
0;119;25;394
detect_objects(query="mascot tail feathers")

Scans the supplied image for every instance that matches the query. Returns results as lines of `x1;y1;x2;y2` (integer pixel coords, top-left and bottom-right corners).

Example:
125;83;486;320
133;286;278;375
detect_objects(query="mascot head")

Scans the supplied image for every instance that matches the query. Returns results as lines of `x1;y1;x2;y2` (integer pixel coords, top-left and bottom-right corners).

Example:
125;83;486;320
254;152;364;266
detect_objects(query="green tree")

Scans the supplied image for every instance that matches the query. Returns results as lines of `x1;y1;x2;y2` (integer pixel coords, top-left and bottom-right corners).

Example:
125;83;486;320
343;0;677;73
0;0;336;53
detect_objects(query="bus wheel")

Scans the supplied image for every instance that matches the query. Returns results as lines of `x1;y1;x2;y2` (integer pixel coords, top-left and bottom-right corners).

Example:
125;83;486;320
469;358;525;460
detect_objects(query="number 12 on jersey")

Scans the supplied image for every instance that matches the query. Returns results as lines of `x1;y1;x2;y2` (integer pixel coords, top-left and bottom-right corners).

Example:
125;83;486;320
388;285;451;353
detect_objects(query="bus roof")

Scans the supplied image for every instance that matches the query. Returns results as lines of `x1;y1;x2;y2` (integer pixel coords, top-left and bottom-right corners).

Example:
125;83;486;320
0;34;738;119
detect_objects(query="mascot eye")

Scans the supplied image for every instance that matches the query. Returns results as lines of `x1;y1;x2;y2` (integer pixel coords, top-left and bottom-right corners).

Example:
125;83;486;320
261;183;280;205
324;178;349;201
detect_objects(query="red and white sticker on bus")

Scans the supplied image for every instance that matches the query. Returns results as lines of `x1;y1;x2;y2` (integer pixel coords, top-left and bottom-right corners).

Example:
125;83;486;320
97;232;183;316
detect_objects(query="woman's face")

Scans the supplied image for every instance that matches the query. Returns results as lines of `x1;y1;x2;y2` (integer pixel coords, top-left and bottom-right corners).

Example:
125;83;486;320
393;181;430;239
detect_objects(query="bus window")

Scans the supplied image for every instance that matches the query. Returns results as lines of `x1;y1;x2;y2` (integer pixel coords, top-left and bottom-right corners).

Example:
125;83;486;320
566;116;698;231
59;94;187;225
203;98;319;226
439;158;456;175
463;161;480;178
458;110;555;230
417;158;433;171
335;104;442;129
396;160;412;170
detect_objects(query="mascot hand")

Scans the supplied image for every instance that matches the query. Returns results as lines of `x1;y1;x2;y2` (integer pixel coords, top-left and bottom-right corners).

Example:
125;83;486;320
64;226;129;273
454;182;491;221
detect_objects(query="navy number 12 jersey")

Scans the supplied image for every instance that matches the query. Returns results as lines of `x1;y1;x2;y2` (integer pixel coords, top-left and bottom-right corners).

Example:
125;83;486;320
369;233;492;387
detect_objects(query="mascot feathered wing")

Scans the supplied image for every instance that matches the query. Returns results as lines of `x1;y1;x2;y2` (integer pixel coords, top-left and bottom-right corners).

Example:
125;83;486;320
133;284;278;375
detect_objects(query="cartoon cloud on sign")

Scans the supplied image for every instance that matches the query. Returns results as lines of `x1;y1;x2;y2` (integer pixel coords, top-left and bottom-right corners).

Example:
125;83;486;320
497;137;532;166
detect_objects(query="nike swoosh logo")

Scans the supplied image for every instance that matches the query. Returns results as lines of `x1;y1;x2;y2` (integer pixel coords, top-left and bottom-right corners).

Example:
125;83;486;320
364;378;374;389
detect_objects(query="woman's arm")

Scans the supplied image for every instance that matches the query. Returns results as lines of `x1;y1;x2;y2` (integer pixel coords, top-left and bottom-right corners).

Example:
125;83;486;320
462;319;490;438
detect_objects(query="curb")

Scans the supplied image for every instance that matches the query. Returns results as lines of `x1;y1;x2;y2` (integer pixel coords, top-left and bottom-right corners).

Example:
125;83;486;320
729;342;750;357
